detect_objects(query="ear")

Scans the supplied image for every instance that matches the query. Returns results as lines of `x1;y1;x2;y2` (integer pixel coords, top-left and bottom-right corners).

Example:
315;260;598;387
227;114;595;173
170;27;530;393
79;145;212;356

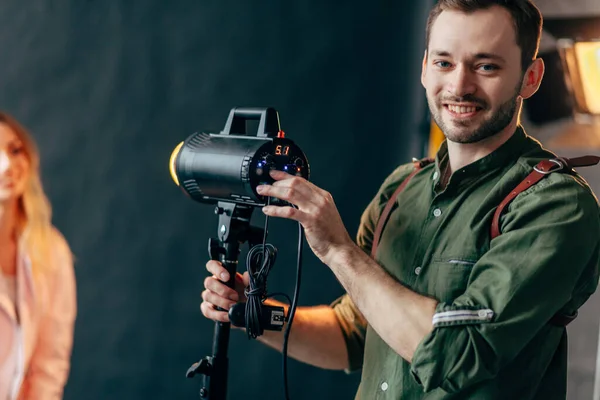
520;58;545;99
421;50;428;88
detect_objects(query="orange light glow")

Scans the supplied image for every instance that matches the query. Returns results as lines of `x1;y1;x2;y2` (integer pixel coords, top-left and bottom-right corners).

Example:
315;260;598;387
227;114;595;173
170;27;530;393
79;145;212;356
574;41;600;114
169;141;184;186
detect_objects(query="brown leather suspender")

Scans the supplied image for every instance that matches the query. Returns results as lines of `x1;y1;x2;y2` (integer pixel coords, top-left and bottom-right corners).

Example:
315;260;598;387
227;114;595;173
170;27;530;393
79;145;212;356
490;156;600;238
370;155;600;327
370;158;434;259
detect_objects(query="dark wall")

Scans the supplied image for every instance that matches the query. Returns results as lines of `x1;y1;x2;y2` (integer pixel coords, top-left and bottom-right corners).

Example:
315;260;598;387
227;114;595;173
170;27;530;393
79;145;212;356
0;1;432;399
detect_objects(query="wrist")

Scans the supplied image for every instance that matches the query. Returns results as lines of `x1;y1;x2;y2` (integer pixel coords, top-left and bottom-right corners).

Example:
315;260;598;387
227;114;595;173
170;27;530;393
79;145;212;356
326;242;365;272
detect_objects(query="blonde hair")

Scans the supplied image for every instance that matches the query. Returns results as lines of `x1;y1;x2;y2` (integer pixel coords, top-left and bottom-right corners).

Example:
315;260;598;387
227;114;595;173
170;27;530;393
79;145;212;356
0;111;55;272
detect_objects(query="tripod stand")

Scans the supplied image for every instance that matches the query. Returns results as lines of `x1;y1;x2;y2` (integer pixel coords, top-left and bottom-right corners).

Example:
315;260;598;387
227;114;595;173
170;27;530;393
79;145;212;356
186;201;264;400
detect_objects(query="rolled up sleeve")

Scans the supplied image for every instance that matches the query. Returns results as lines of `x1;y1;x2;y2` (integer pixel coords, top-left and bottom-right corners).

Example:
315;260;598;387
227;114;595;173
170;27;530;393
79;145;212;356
410;174;600;393
331;294;368;373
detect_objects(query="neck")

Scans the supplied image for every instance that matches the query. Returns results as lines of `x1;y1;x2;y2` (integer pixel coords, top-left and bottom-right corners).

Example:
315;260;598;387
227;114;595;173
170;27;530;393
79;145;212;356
0;200;18;244
446;106;521;173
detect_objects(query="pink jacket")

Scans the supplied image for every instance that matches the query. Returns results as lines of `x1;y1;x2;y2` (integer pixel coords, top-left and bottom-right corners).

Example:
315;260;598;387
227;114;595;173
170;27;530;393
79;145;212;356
0;231;77;399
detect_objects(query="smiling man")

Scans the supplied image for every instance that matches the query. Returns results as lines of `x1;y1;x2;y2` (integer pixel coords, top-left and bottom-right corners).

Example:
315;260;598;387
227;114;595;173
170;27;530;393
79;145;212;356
200;1;600;399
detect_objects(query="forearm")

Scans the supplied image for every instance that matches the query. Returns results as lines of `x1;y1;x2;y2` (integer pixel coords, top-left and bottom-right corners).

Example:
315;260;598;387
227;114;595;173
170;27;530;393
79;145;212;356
328;245;437;363
256;300;349;370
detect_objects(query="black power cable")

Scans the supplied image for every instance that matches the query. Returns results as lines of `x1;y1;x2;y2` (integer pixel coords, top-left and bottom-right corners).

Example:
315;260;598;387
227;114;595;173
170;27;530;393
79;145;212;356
242;201;304;400
282;220;303;400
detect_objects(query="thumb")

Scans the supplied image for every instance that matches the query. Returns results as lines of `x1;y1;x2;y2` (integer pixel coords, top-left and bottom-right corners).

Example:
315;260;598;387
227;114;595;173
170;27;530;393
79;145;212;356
242;271;250;287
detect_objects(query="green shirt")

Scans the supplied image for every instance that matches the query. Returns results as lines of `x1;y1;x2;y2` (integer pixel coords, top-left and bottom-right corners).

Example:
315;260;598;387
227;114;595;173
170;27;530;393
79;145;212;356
332;127;600;399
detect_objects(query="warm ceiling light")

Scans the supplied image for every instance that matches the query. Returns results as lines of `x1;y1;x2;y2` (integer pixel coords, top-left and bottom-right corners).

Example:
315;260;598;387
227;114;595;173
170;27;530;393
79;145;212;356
557;38;600;122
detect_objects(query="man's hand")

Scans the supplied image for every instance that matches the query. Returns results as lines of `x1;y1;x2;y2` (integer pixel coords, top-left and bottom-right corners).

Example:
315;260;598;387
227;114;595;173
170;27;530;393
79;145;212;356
200;260;249;323
256;170;355;265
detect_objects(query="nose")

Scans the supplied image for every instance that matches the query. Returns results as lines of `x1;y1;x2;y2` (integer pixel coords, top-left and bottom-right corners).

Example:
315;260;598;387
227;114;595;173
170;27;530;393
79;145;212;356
446;66;477;98
0;150;10;175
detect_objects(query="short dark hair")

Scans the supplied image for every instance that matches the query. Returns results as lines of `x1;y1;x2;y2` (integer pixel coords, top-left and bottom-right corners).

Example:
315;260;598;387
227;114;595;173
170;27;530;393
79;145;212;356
425;0;543;71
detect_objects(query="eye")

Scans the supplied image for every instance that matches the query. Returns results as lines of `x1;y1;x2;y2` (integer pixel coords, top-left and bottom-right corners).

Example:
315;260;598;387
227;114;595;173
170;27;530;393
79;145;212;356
478;64;499;72
9;145;24;156
434;61;452;69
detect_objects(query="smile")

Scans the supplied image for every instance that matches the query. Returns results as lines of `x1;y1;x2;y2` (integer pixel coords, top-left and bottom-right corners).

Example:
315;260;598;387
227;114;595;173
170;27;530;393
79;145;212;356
444;104;483;118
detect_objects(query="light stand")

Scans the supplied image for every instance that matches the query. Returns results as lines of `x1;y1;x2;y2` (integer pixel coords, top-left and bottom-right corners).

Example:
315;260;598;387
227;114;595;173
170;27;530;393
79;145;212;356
169;107;310;399
185;202;264;399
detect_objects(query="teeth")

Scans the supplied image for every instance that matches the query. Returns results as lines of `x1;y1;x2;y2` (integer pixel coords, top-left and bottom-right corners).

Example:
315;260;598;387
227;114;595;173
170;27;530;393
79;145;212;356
448;105;477;114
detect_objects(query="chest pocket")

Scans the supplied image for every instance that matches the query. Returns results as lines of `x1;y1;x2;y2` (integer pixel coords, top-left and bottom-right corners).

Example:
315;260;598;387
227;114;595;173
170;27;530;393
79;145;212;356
429;258;477;303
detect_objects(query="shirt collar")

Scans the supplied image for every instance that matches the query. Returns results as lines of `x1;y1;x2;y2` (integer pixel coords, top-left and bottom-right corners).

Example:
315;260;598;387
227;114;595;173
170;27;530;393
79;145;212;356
432;126;532;190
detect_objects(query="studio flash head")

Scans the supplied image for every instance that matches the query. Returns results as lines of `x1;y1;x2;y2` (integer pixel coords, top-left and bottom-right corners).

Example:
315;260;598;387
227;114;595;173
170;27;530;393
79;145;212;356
169;107;310;206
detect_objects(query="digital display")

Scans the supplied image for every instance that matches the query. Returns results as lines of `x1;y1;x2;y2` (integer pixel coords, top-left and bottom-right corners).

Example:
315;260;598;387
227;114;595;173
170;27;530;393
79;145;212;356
274;145;290;156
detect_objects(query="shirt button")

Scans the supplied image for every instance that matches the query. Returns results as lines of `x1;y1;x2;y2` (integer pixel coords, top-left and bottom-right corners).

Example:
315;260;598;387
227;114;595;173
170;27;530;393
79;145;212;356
381;382;389;391
433;208;442;217
414;267;422;275
432;171;439;180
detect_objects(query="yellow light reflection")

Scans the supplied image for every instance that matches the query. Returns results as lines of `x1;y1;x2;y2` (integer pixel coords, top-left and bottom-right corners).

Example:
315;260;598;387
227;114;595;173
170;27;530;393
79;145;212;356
169;141;184;186
574;41;600;114
428;122;445;159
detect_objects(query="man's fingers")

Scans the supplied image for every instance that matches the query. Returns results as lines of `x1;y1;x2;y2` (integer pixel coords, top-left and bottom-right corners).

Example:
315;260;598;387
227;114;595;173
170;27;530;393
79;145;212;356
200;301;230;323
206;260;230;282
204;276;239;301
201;289;237;310
269;170;321;195
257;174;315;204
268;169;302;182
257;185;307;205
262;205;305;223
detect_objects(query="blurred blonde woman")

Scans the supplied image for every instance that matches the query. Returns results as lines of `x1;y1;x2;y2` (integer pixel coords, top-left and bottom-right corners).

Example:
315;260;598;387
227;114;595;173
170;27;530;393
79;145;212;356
0;112;76;399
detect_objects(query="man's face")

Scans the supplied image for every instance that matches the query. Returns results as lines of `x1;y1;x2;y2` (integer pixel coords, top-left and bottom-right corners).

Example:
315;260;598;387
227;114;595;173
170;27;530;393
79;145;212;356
422;6;525;144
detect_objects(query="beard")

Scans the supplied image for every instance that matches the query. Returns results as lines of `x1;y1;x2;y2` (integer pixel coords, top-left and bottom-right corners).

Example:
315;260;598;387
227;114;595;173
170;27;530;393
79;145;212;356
428;85;521;144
